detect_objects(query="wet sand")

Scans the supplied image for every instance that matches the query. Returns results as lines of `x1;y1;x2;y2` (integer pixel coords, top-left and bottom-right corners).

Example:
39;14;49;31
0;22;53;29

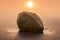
0;26;60;40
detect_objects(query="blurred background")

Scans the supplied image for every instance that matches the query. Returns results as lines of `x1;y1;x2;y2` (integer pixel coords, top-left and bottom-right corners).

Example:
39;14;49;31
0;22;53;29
0;0;60;32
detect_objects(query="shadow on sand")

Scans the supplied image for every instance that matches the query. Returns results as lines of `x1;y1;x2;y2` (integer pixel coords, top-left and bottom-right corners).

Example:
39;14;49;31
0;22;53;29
15;31;43;40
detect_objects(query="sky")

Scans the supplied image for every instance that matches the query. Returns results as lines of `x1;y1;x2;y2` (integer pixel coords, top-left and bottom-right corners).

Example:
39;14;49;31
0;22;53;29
0;0;60;31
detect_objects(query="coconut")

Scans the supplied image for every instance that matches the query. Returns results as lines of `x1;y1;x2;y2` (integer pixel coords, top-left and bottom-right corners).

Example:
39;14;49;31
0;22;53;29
17;12;44;33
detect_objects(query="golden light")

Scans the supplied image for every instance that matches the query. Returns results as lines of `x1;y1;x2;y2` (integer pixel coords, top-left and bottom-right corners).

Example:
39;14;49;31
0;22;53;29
27;1;33;8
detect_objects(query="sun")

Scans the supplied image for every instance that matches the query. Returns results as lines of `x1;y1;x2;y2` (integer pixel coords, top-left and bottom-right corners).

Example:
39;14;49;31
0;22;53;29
27;1;33;8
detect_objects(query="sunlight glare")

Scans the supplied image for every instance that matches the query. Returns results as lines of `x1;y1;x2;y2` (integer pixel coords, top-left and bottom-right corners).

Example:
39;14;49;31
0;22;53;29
27;1;33;8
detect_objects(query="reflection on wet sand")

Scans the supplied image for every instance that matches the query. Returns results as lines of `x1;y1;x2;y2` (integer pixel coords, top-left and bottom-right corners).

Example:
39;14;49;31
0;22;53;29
8;30;55;40
15;32;43;40
14;29;54;40
0;27;60;40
